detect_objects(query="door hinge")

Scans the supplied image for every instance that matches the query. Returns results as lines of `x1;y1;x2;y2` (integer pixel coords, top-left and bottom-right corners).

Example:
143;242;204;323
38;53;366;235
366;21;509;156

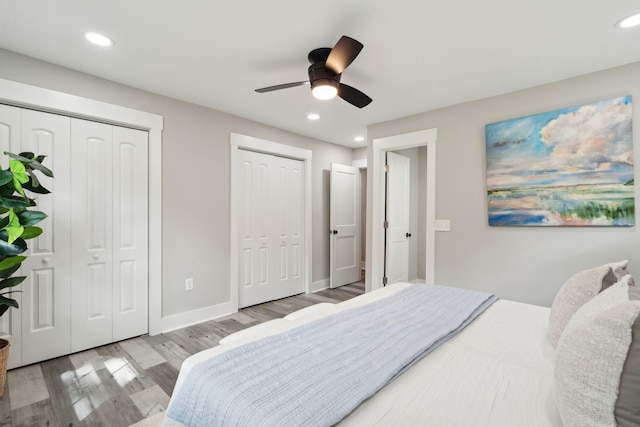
383;276;388;285
384;164;390;173
383;220;389;229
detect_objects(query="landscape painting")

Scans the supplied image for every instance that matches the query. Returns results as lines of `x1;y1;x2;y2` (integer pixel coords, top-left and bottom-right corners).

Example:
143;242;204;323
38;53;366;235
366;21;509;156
486;96;634;226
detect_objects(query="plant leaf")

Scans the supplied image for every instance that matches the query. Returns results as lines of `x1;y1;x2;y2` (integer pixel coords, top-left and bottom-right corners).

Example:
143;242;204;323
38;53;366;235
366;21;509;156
4;209;24;244
10;159;29;197
0;233;27;256
0;276;26;290
17;210;47;227
0;264;20;279
18;152;34;160
5;152;54;178
0;256;26;270
0;294;19;309
0;194;31;208
0;170;13;186
0;304;10;317
21;226;43;240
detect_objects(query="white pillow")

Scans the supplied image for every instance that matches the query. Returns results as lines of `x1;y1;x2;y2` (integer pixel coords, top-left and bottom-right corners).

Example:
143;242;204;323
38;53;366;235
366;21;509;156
555;278;640;426
547;261;626;347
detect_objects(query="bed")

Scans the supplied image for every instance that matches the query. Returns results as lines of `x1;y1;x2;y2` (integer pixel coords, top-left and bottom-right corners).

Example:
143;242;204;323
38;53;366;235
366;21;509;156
161;262;640;427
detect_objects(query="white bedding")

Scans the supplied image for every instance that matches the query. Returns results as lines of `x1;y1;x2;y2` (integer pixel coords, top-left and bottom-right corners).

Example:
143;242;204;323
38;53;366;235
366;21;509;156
170;283;561;426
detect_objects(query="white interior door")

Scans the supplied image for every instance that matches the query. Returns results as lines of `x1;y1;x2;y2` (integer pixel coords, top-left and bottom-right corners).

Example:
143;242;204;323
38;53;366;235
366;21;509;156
330;163;361;288
238;149;305;308
70;119;114;352
385;152;411;284
20;109;72;366
112;126;148;342
0;105;23;368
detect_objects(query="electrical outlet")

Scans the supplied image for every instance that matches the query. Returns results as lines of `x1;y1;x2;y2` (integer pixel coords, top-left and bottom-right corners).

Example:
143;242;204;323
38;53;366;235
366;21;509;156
185;278;194;291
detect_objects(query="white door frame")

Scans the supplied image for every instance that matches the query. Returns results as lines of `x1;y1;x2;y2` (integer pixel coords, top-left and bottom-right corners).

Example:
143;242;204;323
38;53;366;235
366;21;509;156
230;133;312;311
0;78;164;335
367;128;437;292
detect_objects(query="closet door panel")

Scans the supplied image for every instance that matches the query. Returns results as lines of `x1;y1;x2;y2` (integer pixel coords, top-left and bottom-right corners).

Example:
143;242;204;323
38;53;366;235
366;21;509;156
70;119;114;353
112;127;148;341
20;109;72;365
0;104;23;368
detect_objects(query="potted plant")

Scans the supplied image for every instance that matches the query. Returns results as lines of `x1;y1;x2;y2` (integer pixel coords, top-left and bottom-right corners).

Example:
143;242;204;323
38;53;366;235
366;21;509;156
0;152;53;397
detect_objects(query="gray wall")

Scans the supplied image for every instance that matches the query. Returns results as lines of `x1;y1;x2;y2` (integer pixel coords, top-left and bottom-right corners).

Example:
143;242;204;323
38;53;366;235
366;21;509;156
369;61;640;307
0;49;353;317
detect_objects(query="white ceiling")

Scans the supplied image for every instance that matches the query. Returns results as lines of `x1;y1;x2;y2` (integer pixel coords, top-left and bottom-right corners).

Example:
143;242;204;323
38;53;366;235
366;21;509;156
1;1;639;148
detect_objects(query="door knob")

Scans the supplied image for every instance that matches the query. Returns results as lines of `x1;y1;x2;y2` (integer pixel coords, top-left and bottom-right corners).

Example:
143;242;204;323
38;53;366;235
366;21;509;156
333;230;338;235
93;253;100;260
42;257;50;265
406;232;412;238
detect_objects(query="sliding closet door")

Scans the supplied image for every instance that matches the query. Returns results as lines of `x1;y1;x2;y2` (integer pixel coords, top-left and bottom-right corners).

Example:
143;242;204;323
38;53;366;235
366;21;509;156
238;149;305;308
112;126;148;341
70;119;114;352
20;109;72;365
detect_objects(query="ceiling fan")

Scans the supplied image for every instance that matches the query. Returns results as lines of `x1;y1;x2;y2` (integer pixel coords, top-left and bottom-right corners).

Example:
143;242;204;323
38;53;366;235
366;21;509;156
255;36;372;108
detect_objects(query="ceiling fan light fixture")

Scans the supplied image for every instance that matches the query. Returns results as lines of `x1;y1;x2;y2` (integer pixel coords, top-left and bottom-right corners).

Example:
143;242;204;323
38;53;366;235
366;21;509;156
311;80;338;100
616;12;640;29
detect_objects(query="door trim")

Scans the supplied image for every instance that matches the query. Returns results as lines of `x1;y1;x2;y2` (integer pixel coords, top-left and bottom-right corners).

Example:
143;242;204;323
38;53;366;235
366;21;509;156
0;78;164;335
230;133;312;311
368;128;437;292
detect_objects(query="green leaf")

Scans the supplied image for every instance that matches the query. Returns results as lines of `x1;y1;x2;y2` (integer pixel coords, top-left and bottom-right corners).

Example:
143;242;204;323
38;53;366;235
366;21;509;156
21;226;43;240
22;170;51;194
0;264;20;279
17;210;47;227
5;152;54;178
10;160;29;197
0;231;27;256
0;256;26;270
0;194;31;208
0;294;19;309
0;170;13;187
0;304;11;317
0;216;8;229
0;276;25;290
18;152;34;160
4;209;24;244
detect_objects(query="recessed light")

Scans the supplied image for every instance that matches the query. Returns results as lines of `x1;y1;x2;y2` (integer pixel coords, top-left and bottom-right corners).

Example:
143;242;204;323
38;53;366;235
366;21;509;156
307;113;320;120
615;12;640;29
84;32;114;47
354;136;365;142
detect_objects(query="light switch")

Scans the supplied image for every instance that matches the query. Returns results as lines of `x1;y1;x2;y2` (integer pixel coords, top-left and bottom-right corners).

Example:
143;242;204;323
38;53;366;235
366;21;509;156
435;219;451;232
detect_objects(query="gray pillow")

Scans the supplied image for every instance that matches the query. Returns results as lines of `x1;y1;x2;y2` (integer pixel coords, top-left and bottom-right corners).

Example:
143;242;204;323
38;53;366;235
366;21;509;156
555;283;640;426
548;262;624;347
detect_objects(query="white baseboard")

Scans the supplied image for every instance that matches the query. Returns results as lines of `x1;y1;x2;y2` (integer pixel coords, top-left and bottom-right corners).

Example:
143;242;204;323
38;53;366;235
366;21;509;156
309;279;330;293
160;300;236;334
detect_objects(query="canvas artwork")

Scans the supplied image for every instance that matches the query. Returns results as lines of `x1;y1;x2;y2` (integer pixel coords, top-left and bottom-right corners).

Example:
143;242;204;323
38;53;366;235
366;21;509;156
486;96;634;226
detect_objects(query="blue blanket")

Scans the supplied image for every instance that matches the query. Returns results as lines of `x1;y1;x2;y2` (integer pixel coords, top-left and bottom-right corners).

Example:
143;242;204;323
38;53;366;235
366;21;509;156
164;284;497;427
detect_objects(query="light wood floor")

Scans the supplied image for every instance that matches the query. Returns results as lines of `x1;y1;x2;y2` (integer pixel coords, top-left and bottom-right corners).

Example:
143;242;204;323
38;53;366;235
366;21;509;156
0;282;364;426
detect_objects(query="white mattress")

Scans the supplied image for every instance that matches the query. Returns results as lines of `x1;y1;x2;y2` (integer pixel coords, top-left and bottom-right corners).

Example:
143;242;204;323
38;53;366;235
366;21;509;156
171;283;561;426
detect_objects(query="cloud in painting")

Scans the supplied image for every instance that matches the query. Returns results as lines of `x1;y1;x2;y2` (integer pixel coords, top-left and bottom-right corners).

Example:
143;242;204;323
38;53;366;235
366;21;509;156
540;98;633;170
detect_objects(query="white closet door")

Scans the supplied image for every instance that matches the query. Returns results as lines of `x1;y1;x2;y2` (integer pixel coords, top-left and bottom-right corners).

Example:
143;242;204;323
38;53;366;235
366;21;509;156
112;126;148;342
70;119;114;352
0;104;23;369
20;109;72;365
238;150;304;307
273;156;304;299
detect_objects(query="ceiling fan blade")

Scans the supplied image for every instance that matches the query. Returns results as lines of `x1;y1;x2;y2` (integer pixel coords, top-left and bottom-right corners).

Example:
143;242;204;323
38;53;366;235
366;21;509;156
255;81;309;93
337;83;372;108
325;36;363;74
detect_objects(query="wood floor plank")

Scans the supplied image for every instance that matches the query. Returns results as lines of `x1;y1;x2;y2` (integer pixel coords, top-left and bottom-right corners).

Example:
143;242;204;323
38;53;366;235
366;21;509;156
7;364;49;410
1;281;365;426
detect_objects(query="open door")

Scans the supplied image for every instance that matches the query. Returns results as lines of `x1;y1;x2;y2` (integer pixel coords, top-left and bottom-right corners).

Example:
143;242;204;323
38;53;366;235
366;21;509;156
330;163;361;288
384;152;411;285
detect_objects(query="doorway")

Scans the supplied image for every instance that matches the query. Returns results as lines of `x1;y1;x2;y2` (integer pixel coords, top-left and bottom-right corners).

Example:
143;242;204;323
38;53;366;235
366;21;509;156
367;128;437;293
